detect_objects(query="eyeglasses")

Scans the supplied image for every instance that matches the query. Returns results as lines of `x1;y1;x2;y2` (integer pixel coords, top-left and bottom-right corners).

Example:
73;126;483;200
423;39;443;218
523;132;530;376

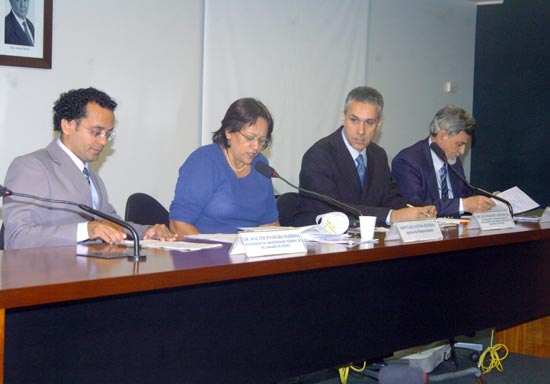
85;127;116;141
237;130;271;150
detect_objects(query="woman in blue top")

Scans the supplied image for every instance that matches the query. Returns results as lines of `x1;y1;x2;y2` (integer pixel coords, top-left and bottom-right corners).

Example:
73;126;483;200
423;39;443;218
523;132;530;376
169;98;279;236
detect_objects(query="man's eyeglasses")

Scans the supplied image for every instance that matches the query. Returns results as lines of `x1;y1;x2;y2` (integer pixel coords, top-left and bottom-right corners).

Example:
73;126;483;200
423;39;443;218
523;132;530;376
86;127;116;141
237;130;271;150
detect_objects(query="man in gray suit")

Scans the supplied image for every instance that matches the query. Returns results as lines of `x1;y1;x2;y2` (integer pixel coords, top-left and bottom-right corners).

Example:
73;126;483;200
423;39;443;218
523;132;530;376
5;0;35;46
2;87;175;250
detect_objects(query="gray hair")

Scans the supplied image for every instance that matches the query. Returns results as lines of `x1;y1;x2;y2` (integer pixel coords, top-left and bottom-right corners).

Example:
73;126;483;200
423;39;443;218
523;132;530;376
429;105;477;137
344;86;384;118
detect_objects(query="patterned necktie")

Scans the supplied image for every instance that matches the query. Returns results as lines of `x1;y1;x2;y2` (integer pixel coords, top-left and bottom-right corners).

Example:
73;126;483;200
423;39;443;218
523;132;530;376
440;164;449;199
356;154;366;188
83;167;91;185
22;21;33;45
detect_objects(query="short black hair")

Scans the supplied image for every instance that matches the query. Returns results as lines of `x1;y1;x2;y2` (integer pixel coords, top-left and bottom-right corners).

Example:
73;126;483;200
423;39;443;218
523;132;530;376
53;87;117;131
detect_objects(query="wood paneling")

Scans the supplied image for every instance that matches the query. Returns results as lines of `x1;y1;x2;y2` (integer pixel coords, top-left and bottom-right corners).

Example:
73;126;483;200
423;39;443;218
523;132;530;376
497;316;550;358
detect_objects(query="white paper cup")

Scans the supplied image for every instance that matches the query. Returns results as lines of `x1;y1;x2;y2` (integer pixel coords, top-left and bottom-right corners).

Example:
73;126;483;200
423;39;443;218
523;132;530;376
359;216;376;240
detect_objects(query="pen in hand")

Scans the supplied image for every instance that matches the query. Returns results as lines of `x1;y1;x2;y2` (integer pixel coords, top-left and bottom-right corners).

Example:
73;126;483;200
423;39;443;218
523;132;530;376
407;204;434;218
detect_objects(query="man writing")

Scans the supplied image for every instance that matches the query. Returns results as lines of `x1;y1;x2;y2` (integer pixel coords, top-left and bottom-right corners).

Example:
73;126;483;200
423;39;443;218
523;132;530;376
294;86;435;227
391;105;495;218
2;87;175;249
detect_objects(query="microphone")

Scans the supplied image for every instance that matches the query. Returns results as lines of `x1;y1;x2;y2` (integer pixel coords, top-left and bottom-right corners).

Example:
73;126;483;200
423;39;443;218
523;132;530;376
255;162;364;218
1;184;144;260
429;142;514;216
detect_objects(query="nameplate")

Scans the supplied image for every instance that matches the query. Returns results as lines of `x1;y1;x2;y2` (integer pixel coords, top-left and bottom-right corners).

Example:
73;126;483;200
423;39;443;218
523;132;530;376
229;229;307;258
467;210;515;230
385;219;443;243
540;207;550;223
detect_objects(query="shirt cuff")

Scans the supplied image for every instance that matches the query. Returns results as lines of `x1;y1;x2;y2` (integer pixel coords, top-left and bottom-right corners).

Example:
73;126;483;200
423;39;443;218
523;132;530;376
77;221;89;242
459;199;464;215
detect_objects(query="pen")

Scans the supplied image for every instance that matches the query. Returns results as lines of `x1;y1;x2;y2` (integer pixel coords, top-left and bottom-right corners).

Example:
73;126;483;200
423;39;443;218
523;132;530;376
407;203;433;218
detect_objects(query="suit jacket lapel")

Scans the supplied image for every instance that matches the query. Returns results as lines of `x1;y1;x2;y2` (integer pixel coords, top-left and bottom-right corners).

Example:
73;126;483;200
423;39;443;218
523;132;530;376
422;139;442;201
46;140;94;206
329;128;363;197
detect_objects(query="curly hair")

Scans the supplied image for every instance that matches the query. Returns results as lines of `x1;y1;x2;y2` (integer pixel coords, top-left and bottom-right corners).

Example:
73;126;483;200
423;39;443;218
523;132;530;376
212;98;274;149
53;87;117;131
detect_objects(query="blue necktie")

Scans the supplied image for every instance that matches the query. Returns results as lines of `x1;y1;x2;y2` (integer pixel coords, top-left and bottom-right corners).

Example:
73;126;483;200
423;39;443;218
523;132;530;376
440;164;449;199
83;167;91;185
356;154;366;188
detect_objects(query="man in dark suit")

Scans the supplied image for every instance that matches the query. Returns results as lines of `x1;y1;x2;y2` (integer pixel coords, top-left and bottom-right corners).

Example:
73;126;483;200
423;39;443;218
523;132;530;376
294;86;436;227
391;105;495;218
2;87;176;250
5;0;35;46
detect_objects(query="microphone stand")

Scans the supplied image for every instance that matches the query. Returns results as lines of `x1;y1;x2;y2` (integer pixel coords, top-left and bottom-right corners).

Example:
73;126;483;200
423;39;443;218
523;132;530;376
429;143;514;217
78;204;145;260
2;186;145;260
253;162;363;218
275;174;364;218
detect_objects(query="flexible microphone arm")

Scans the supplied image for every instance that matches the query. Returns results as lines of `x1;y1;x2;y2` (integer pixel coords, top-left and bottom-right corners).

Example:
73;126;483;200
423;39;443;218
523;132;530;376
254;162;364;218
1;184;144;259
429;142;514;216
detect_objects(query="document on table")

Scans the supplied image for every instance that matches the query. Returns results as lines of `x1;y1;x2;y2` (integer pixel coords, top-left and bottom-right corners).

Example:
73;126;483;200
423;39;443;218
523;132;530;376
123;239;223;251
185;233;237;243
492;186;539;214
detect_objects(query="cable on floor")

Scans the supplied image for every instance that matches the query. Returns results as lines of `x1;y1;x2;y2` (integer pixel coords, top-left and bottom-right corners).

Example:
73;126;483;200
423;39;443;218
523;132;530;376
478;329;508;374
338;361;366;384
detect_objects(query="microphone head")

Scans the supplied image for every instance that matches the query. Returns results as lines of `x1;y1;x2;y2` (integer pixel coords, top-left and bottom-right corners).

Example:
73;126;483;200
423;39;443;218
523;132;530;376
429;142;448;163
255;161;278;178
0;184;13;197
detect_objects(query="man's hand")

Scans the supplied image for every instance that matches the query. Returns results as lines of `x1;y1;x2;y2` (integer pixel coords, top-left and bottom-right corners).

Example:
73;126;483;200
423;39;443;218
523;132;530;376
87;220;127;244
463;196;496;213
390;205;437;223
143;224;177;241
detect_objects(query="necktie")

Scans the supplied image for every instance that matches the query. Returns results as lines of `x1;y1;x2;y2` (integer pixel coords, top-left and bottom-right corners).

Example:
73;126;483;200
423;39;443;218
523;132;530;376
83;167;91;185
22;21;33;45
356;154;366;188
440;164;449;199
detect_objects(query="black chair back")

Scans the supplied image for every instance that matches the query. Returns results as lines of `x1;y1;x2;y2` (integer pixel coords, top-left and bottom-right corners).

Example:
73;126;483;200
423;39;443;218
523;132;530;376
0;223;4;250
276;192;299;227
125;193;169;227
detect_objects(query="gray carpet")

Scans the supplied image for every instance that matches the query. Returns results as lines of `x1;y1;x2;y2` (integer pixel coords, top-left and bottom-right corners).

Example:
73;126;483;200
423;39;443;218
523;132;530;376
279;330;550;384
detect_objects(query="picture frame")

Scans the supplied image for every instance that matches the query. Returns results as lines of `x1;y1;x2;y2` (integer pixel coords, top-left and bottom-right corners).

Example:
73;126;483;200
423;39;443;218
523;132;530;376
0;0;52;69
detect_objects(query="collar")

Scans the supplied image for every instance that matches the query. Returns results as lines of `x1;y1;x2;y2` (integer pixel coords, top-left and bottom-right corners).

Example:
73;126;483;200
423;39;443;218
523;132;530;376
56;138;87;172
428;137;446;171
341;128;366;163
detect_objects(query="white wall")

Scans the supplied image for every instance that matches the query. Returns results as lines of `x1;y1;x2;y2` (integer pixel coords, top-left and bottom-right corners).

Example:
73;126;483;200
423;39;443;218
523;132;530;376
367;1;477;168
0;0;204;219
0;0;478;222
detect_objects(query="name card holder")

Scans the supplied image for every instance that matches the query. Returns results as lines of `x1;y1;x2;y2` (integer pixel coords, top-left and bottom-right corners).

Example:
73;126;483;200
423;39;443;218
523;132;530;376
229;229;307;258
467;210;515;230
540;207;550;223
385;219;443;243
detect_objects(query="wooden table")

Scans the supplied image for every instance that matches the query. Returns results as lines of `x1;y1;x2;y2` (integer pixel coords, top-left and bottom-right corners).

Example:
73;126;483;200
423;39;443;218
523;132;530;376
1;222;549;383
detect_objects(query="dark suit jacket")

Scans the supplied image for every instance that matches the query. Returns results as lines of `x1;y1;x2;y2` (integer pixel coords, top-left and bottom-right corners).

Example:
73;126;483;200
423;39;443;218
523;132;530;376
3;140;147;249
5;10;35;46
391;138;474;218
294;127;408;226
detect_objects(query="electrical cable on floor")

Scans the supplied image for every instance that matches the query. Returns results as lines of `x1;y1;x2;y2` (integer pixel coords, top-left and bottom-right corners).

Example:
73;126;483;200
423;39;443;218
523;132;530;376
478;328;509;374
338;361;366;384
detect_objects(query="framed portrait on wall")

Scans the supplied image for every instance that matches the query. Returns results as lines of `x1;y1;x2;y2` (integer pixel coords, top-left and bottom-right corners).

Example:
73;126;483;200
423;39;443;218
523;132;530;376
0;0;52;68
